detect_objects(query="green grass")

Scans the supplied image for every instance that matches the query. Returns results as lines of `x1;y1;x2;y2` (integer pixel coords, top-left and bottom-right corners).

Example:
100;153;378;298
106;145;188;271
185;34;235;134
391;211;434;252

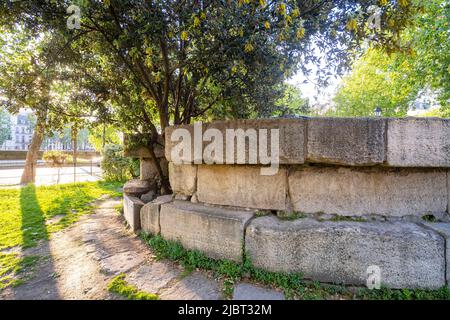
328;216;367;222
0;254;42;290
141;232;450;300
278;211;306;220
0;181;122;290
108;274;159;300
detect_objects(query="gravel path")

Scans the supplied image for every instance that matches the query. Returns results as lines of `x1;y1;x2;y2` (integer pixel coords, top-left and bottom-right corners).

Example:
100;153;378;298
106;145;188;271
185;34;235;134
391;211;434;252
0;197;225;300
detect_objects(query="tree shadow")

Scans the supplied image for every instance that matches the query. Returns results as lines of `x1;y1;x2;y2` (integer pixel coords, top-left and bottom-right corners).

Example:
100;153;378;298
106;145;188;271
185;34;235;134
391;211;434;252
9;184;61;299
20;184;49;248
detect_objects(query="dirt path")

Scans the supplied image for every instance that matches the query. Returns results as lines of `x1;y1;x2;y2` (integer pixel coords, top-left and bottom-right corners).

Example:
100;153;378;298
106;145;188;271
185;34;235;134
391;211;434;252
0;197;224;300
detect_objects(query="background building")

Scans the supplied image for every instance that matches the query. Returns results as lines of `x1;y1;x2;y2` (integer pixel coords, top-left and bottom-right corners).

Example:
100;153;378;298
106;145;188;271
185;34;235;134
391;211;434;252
0;111;94;151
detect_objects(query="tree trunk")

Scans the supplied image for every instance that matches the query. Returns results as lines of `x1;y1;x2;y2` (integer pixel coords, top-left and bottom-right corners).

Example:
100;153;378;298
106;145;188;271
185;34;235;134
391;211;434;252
20;109;46;184
72;125;78;183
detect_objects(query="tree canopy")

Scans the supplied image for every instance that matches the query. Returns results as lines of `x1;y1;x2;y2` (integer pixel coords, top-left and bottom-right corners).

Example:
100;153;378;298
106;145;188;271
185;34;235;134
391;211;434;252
0;0;424;186
332;0;449;117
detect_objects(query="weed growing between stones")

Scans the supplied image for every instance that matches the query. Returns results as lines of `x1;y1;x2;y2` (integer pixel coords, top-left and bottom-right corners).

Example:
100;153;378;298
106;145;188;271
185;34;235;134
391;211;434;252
421;214;437;222
328;216;367;222
141;232;450;300
107;274;159;300
277;211;306;220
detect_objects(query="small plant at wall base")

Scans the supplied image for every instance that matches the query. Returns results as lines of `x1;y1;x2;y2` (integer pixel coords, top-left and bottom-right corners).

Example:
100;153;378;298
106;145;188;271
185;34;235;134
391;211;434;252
108;274;159;300
101;144;139;182
140;233;450;300
42;151;68;166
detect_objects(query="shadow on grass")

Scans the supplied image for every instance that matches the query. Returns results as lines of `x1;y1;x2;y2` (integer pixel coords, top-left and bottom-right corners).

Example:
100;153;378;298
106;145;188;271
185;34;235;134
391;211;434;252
20;184;49;248
13;184;60;299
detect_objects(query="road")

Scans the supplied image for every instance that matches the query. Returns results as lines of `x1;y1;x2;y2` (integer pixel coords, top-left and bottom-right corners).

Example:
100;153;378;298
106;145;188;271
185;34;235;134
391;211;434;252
0;165;103;187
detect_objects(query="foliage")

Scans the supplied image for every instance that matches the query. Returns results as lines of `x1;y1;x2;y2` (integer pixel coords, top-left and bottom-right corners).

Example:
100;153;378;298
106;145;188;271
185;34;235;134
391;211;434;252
273;84;310;117
88;125;122;152
0;1;422;186
101;144;137;182
141;232;450;300
0;107;11;146
1;0;421;127
332;0;449;117
42;150;68;165
108;274;159;300
331;49;413;116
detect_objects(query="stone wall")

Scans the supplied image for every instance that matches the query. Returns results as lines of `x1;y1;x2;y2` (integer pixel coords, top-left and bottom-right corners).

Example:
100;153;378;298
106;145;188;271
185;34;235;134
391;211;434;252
124;117;450;289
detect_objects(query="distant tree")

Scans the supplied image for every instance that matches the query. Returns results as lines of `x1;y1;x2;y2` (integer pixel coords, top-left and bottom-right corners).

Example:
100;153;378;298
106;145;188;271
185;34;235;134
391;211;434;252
88;126;122;152
332;0;449;117
273;84;310;117
0;28;89;183
0;107;11;147
331;48;414;117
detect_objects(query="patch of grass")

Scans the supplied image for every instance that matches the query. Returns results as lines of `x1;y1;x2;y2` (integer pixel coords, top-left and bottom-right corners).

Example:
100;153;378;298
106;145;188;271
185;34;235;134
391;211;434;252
114;203;124;215
355;286;450;300
0;181;122;250
144;234;243;279
277;212;306;220
0;253;41;290
108;274;159;300
222;278;235;299
255;210;270;217
141;232;450;300
328;216;367;222
0;181;122;290
422;214;436;222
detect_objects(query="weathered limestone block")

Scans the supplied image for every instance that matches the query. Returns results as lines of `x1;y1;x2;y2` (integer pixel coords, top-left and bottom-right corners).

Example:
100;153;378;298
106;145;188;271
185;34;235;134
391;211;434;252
123;194;145;231
289;166;447;217
246;216;445;288
168;163;197;196
140;195;173;235
165;119;306;164
140;158;158;181
420;222;450;288
387;118;450;167
307;117;385;165
197;165;287;210
140;190;156;203
159;200;254;261
123;179;152;197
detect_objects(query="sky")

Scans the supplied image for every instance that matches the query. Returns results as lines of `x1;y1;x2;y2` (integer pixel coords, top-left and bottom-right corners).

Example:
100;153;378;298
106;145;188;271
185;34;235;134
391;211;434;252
288;70;342;107
286;43;345;108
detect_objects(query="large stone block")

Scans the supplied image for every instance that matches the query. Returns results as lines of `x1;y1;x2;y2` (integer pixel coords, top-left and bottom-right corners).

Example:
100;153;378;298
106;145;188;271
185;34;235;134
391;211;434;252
159;200;254;261
307;117;385;165
420;222;450;288
140;203;160;235
140;158;158;180
165;119;306;165
123;179;152;197
123;194;145;231
245;216;445;288
140;195;173;235
197;165;287;210
387;118;450;167
289;166;447;217
168;163;197;196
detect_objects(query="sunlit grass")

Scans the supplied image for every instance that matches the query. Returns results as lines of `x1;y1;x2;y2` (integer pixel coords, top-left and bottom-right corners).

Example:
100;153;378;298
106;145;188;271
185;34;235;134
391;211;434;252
0;181;122;290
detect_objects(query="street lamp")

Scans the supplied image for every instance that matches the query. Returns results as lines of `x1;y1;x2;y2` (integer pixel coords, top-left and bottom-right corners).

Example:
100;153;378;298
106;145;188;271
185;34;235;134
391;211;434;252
374;106;382;117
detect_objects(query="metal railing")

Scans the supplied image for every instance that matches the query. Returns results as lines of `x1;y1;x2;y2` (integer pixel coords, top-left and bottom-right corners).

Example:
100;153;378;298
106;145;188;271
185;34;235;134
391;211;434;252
0;160;103;187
